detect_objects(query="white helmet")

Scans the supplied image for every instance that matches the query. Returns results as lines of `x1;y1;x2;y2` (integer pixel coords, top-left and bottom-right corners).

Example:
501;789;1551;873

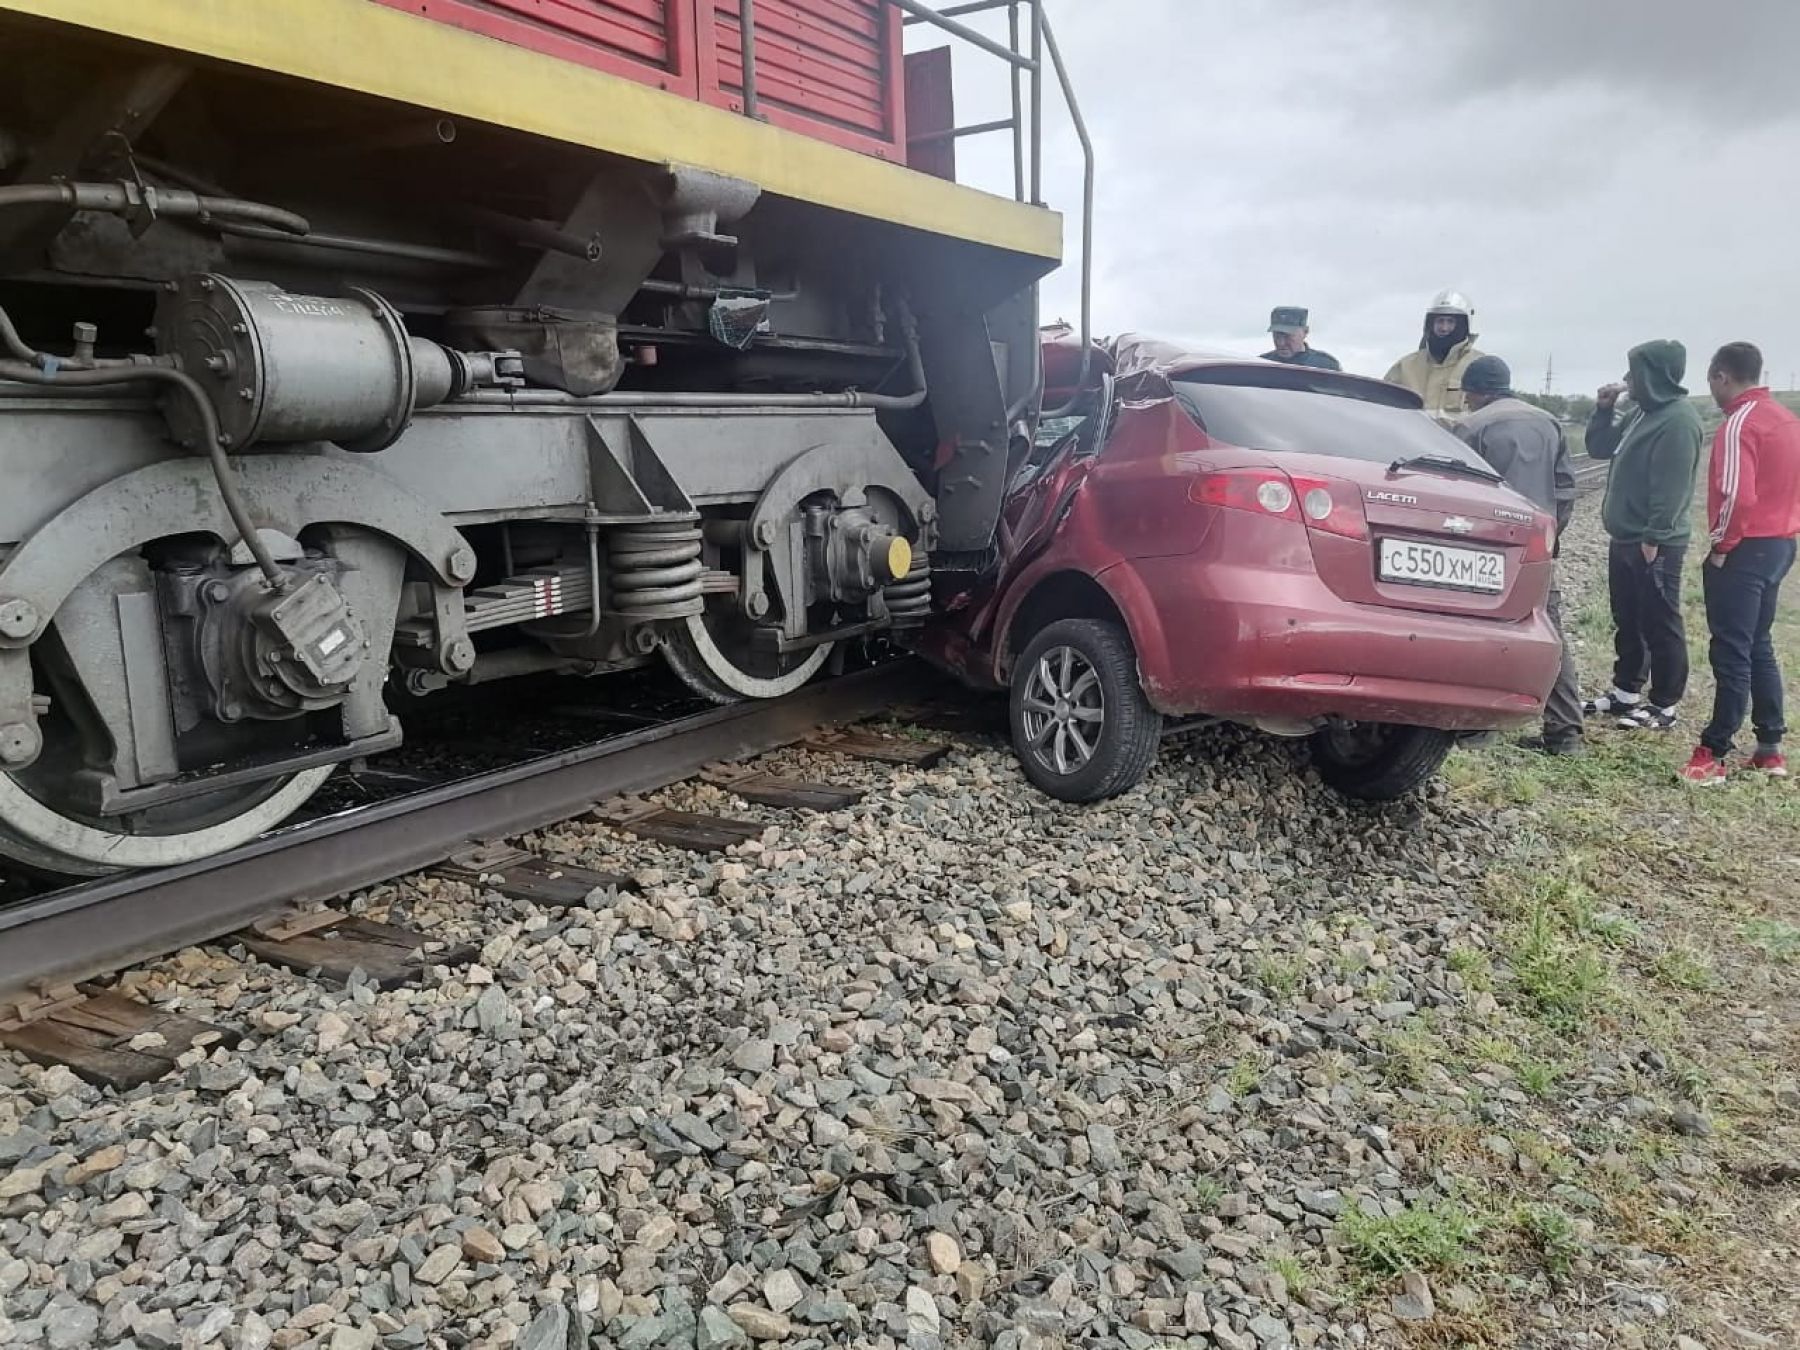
1426;289;1474;319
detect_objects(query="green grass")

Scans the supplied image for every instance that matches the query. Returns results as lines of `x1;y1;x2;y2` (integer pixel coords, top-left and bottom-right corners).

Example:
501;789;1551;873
1586;911;1644;949
1225;1053;1263;1099
1510;901;1613;1030
1517;1059;1563;1098
1378;1017;1448;1089
1447;945;1495;990
1338;1198;1480;1276
1266;1252;1313;1297
1514;1203;1584;1277
1508;1131;1578;1182
1465;1033;1519;1067
1190;1176;1224;1213
1740;918;1800;962
1649;944;1716;991
1253;954;1304;998
1669;1055;1712;1106
1396;496;1800;1334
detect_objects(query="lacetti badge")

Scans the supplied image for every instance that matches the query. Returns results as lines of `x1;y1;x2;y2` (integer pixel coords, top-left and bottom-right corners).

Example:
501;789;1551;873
1365;490;1419;506
1442;516;1476;534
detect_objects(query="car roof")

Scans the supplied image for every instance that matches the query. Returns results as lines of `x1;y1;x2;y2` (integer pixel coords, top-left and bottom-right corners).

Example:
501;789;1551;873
1042;328;1424;412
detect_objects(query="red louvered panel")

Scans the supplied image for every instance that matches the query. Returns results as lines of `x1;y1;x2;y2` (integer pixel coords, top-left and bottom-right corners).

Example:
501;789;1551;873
376;0;908;160
714;29;886;130
376;0;697;97
707;0;904;158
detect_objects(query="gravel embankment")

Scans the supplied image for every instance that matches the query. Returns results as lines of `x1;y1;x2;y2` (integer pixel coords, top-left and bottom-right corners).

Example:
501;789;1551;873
1;494;1776;1350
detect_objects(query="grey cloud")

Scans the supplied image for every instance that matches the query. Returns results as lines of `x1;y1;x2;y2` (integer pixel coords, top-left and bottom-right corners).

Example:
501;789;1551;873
940;1;1800;394
1400;0;1800;121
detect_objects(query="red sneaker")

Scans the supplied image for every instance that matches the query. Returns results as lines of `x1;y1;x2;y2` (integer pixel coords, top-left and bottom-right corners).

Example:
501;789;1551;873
1678;747;1729;786
1749;750;1789;778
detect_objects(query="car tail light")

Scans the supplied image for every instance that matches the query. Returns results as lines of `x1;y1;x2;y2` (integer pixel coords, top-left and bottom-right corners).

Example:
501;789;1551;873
1523;512;1556;562
1189;467;1300;520
1188;468;1371;540
1286;474;1369;540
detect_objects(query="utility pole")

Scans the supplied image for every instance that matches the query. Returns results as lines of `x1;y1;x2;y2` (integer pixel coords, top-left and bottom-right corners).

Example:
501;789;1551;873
1541;354;1554;398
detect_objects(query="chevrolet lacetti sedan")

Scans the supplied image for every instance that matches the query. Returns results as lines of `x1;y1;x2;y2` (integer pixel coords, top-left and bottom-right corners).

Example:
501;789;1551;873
920;333;1564;802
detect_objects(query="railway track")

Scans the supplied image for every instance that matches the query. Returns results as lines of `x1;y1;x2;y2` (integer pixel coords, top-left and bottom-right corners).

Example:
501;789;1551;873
1572;456;1611;493
0;661;951;1070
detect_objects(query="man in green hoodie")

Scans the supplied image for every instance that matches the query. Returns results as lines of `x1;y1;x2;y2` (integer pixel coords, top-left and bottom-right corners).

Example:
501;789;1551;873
1583;339;1706;730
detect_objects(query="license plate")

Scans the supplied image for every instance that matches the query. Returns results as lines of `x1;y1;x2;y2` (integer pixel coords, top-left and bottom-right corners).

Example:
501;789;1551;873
1378;538;1505;592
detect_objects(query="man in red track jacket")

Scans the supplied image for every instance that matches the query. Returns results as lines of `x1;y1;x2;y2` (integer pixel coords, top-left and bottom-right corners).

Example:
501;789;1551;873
1680;342;1800;783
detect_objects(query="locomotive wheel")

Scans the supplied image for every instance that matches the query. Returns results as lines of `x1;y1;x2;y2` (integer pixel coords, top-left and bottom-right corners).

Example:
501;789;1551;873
661;605;832;704
0;767;333;876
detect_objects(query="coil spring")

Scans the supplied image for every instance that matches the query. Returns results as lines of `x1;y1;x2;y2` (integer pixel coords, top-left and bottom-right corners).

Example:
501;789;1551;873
608;521;705;620
884;553;932;627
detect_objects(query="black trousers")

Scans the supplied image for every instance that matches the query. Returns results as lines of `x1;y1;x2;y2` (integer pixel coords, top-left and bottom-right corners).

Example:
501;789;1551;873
1608;540;1688;708
1700;536;1796;756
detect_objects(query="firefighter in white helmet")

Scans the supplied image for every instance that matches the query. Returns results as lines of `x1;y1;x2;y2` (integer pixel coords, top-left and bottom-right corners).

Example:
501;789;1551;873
1385;290;1485;421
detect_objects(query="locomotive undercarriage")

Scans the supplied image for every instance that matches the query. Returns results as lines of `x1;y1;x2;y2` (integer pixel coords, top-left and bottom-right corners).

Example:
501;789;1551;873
0;32;1051;873
0;378;943;874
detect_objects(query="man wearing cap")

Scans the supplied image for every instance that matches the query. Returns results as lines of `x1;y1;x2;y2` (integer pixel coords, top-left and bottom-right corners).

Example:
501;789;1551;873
1386;289;1483;420
1261;307;1341;370
1455;356;1583;755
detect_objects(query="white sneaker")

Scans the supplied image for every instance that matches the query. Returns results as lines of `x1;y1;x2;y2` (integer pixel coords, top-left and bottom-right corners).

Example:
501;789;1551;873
1618;704;1678;731
1583;689;1641;718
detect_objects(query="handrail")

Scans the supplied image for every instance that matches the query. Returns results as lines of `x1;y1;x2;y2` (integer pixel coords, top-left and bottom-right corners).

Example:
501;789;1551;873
1008;0;1025;202
1033;5;1093;416
738;0;760;118
906;0;1017;20
883;0;1034;69
732;1;1094;423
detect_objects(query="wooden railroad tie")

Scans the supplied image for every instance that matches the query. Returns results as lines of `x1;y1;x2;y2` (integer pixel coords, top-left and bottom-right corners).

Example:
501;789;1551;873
593;797;765;853
434;844;637;907
804;728;950;768
0;985;239;1092
699;764;864;812
234;910;475;990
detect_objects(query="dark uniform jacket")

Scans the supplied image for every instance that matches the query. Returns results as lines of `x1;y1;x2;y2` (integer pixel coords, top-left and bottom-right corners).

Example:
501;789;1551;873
1259;346;1341;371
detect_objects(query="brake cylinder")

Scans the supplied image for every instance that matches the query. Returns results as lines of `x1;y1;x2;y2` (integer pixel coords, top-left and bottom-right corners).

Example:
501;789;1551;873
155;274;516;453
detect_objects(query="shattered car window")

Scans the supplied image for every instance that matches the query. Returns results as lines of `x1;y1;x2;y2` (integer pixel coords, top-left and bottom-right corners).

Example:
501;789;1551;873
1173;378;1489;469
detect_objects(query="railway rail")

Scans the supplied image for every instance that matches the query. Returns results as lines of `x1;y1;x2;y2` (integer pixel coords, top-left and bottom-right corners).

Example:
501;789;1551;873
1572;455;1611;492
0;661;938;1026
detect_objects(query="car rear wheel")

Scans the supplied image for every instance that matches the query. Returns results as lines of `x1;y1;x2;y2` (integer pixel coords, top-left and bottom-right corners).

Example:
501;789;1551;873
1310;721;1455;801
1010;619;1162;802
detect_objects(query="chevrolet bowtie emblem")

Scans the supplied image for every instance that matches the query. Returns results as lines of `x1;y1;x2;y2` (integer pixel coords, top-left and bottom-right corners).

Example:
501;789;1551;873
1443;516;1476;534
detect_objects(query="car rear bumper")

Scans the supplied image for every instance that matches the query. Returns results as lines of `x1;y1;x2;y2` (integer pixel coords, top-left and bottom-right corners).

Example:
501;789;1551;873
1111;555;1562;731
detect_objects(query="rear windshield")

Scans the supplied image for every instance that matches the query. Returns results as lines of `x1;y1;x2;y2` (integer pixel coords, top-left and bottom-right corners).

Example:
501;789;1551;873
1173;374;1493;470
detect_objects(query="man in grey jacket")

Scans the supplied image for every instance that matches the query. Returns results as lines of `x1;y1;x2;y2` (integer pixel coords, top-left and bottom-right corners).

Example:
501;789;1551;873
1455;356;1583;754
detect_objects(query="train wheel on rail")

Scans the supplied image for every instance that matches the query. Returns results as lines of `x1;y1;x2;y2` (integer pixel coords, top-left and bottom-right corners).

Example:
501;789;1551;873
661;604;833;705
0;701;332;876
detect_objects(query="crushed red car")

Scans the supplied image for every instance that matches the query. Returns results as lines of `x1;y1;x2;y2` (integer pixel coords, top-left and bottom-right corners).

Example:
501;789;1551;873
920;331;1564;802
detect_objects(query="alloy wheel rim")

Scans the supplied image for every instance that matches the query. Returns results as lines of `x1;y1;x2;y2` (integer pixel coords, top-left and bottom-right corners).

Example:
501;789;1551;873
1021;645;1105;776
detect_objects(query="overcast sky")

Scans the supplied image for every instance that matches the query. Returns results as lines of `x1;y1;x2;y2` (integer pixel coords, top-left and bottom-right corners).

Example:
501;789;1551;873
918;0;1800;397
